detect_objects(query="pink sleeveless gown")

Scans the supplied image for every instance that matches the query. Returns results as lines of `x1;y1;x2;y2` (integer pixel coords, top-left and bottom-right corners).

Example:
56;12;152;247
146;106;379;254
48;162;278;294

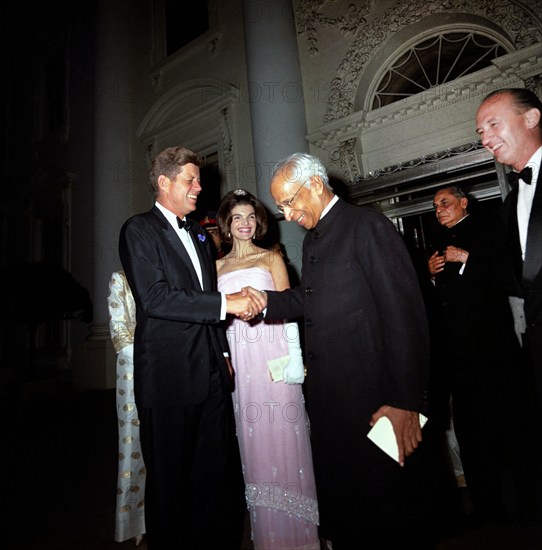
218;267;319;549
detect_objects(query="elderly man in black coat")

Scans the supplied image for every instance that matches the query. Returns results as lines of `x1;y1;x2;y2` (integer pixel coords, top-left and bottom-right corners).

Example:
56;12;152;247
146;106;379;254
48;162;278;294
246;152;443;548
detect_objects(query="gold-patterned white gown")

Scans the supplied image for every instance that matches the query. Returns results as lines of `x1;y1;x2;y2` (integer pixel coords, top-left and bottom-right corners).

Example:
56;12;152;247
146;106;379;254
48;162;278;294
107;271;146;543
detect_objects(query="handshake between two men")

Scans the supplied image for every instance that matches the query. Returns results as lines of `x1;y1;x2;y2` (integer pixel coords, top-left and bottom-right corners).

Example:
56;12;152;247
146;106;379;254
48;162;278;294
224;286;268;322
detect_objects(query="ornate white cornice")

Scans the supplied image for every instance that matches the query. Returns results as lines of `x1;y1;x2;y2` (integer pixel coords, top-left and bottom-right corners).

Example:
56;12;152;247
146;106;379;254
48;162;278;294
306;42;542;151
306;109;366;149
295;0;542;123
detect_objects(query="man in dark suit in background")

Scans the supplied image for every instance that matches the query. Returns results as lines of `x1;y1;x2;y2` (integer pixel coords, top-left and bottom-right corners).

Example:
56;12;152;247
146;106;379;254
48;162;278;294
427;185;524;525
476;88;542;522
245;152;446;548
119;146;259;549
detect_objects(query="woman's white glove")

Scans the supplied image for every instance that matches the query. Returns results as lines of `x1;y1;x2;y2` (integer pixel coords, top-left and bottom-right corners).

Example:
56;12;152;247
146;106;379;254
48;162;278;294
283;321;305;384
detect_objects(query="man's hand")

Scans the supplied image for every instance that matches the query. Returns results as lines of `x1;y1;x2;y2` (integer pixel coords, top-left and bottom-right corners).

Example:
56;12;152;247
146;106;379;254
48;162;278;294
427;250;445;276
224;356;234;380
225;290;261;321
370;405;422;467
242;286;268;311
443;245;468;264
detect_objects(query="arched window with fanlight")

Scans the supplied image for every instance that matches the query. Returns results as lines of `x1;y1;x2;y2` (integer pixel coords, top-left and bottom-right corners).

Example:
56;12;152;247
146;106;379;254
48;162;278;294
351;29;518;258
371;31;508;110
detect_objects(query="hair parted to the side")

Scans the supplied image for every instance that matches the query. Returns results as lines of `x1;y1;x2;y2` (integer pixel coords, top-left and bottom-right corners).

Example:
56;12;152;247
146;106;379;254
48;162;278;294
271;152;333;190
482;88;542;130
149;146;202;196
434;185;467;200
217;189;268;245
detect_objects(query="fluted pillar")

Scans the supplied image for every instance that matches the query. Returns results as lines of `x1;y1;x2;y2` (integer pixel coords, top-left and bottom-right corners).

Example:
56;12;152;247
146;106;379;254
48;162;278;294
242;0;308;274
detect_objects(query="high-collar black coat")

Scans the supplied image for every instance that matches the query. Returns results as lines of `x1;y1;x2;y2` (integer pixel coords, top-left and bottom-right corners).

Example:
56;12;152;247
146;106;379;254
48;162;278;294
430;213;517;359
265;198;432;541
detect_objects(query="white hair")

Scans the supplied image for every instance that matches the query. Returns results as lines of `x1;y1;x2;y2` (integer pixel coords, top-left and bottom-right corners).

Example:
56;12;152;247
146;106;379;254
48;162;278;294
271;152;332;190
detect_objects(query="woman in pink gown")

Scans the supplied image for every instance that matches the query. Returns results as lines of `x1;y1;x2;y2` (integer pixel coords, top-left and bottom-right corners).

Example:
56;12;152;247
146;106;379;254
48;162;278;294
216;189;319;550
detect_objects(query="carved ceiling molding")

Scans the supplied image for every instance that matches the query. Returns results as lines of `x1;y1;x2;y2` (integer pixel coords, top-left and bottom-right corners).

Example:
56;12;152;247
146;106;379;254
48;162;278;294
218;107;234;168
295;0;373;56
295;0;542;123
307;43;542;149
308;45;541;183
331;139;359;182
362;51;542;134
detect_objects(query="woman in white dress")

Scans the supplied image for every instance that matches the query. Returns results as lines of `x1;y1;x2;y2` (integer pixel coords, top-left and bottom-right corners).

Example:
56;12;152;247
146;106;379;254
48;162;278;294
107;271;146;545
216;189;320;550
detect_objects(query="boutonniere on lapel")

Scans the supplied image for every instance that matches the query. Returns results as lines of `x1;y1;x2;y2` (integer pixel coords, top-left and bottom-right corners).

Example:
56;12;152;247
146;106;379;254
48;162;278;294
197;233;206;243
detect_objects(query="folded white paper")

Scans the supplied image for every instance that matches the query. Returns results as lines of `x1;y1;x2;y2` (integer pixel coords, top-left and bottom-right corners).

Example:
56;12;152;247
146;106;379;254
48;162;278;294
267;355;290;382
367;414;428;462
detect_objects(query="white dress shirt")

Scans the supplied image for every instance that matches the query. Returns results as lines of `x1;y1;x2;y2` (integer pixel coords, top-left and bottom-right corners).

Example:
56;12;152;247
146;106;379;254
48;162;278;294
156;202;203;288
517;146;541;261
155;202;227;319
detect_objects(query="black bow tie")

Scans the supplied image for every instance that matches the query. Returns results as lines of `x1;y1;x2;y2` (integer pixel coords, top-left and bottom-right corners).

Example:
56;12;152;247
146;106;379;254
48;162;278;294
508;166;532;188
176;217;193;231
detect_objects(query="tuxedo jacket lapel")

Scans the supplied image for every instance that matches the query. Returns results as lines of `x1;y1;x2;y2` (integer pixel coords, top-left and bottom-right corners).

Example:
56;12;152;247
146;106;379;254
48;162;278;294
150;207;215;291
154;208;203;290
189;228;213;291
524;171;542;286
503;188;524;291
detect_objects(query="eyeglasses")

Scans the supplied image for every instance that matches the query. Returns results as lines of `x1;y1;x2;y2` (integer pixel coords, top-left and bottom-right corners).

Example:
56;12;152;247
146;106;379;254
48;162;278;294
276;181;306;214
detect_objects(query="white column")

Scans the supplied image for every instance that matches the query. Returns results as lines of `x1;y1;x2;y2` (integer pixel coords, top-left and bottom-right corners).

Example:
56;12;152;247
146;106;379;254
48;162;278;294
242;0;308;275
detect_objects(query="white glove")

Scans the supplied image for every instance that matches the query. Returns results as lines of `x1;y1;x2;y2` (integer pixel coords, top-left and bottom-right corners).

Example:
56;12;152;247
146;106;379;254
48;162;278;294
283;322;305;384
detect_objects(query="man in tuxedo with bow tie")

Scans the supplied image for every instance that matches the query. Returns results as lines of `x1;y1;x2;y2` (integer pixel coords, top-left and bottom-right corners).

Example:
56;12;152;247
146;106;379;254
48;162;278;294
119;146;259;549
476;88;542;522
476;89;542;401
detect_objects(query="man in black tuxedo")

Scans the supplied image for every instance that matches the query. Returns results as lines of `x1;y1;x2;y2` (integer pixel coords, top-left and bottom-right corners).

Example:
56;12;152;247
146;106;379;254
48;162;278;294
245;153;444;548
476;89;542;412
476;88;542;522
119;146;260;549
